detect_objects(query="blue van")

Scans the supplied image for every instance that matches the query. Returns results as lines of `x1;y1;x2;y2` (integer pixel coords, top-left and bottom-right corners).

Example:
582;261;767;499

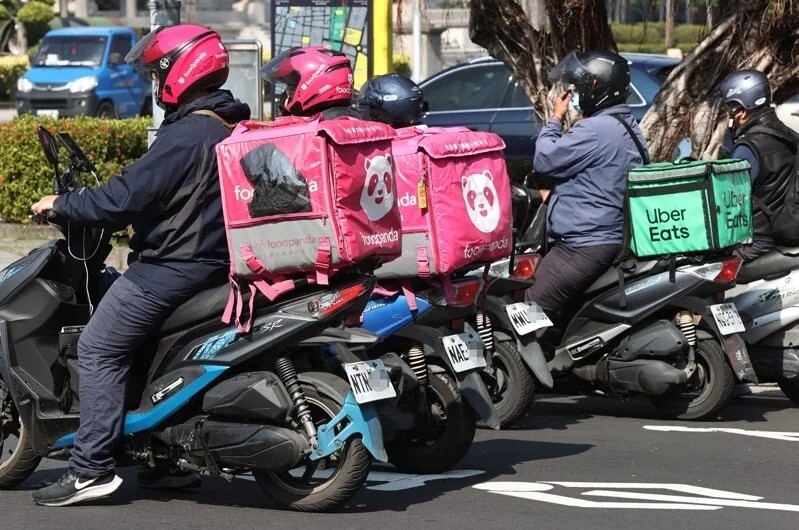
15;27;151;119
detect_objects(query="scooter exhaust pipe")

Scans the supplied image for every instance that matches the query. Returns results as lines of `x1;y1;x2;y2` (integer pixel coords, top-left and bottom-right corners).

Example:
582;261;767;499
573;358;688;396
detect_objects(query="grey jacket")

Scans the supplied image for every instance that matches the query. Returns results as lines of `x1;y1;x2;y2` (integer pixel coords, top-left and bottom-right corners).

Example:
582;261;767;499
534;104;648;247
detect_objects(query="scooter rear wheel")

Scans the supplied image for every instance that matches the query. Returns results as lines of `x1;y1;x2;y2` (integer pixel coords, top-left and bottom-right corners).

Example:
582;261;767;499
479;339;535;429
0;379;41;489
385;371;476;473
778;381;799;406
650;340;734;420
253;373;372;512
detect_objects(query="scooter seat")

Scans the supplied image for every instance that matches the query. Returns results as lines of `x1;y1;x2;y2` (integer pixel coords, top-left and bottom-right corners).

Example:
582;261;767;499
737;247;799;284
161;283;232;334
585;260;660;296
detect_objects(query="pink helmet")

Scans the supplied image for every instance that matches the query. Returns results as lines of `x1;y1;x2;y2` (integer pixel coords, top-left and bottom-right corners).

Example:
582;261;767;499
125;24;229;108
260;46;354;116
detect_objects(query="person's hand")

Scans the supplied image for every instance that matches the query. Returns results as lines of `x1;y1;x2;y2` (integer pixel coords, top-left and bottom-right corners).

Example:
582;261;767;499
31;195;57;217
552;91;571;122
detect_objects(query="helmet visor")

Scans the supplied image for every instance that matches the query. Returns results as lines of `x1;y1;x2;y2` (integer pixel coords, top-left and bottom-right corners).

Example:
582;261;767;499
125;28;162;72
260;47;301;86
547;51;593;86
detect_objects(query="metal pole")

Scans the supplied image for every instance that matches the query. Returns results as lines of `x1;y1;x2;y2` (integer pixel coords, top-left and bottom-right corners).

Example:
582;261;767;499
148;1;181;130
411;0;422;82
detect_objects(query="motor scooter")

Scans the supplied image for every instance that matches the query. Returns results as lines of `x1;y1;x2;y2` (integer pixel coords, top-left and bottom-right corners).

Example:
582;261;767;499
0;127;398;512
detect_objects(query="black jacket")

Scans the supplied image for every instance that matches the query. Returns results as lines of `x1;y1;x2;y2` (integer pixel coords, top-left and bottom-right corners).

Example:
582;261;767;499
734;108;799;242
54;90;251;268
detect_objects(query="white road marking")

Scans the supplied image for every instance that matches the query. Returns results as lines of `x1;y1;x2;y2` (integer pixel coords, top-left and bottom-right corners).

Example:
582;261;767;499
583;490;799;512
237;468;485;491
473;482;799;512
644;425;799;442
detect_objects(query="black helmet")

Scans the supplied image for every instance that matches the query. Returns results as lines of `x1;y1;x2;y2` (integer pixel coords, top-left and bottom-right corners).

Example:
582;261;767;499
357;74;424;127
548;50;630;115
720;69;771;112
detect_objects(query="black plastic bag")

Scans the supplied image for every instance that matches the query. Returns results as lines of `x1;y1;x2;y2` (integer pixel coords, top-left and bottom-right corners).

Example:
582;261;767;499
239;143;312;217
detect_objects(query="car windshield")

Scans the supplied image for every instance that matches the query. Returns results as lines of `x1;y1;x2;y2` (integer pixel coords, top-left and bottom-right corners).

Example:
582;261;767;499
33;36;107;67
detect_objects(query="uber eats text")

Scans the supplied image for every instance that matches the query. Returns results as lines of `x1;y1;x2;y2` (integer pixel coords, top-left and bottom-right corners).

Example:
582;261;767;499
644;208;690;242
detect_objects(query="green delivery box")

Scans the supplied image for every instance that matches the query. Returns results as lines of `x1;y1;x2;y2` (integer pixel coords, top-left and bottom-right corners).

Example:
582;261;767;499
626;159;753;258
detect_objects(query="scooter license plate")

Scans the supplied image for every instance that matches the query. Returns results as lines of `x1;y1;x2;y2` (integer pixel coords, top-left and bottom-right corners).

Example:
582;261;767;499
710;303;746;335
505;302;553;336
342;359;397;404
442;331;486;373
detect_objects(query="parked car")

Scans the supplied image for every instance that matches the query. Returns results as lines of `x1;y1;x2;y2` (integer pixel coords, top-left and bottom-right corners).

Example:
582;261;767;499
15;27;151;119
418;53;681;176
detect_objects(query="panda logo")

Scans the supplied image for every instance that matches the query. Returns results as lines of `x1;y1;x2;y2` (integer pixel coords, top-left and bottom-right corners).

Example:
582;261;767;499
462;170;501;233
360;154;395;222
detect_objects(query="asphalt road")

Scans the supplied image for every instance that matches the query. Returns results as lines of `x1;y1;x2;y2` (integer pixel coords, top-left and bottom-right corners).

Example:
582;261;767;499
1;391;797;529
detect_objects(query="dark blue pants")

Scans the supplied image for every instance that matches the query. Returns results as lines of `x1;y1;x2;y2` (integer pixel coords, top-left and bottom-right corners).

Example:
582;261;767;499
525;242;620;323
69;274;179;477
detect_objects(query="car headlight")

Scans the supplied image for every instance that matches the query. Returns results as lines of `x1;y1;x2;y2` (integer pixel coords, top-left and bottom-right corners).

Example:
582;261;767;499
16;77;33;93
68;76;98;93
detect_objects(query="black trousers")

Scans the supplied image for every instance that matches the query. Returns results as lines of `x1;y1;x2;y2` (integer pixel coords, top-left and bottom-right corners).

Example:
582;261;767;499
525;242;621;323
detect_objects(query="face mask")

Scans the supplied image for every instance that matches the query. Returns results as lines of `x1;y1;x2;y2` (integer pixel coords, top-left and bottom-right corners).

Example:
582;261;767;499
569;90;582;114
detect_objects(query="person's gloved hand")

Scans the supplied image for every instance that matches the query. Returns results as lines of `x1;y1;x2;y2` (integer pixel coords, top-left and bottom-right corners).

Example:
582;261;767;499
31;195;58;217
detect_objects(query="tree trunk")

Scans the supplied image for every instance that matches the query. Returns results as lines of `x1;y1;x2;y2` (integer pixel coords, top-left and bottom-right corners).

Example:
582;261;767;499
665;0;677;48
641;0;799;161
686;0;693;24
468;0;617;121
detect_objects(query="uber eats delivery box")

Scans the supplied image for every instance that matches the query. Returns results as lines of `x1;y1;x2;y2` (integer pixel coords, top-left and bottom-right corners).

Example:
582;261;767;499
626;159;753;258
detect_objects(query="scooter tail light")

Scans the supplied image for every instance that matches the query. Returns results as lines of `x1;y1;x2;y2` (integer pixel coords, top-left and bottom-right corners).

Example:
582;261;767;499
511;254;540;280
435;278;484;308
688;256;742;284
307;282;370;319
716;256;743;284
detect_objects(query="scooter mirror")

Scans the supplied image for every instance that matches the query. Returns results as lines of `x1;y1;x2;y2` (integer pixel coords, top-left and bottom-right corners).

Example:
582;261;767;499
37;126;60;171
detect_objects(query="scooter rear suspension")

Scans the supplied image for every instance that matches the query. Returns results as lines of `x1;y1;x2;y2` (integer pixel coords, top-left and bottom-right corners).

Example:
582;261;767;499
275;357;318;446
475;310;494;354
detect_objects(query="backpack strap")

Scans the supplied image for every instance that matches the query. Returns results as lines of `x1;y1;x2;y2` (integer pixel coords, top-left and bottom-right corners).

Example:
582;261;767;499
400;279;418;312
192;109;236;131
610;114;650;164
416;247;431;278
315;237;332;285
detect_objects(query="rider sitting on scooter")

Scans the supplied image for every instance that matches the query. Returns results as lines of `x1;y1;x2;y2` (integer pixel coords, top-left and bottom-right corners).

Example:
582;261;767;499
356;73;426;128
720;69;799;261
261;46;360;120
29;25;250;507
525;50;648;324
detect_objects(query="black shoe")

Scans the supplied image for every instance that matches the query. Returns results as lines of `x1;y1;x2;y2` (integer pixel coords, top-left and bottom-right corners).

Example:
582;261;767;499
33;470;122;507
137;466;201;490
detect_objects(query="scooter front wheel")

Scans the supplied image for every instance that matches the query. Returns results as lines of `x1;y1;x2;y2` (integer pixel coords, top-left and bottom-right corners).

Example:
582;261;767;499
650;340;734;420
253;373;372;512
0;378;41;489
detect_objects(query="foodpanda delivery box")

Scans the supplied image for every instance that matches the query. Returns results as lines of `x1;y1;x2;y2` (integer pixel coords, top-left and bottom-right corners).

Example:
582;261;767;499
625;158;753;258
377;126;513;280
216;115;402;330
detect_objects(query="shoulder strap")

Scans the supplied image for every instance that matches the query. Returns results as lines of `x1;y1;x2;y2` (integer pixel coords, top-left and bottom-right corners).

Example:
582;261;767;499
192;109;235;131
610;114;650;165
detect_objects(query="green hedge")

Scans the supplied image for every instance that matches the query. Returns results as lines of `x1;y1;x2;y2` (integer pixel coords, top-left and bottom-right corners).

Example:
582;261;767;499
0;55;29;101
612;23;707;53
0;115;150;223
